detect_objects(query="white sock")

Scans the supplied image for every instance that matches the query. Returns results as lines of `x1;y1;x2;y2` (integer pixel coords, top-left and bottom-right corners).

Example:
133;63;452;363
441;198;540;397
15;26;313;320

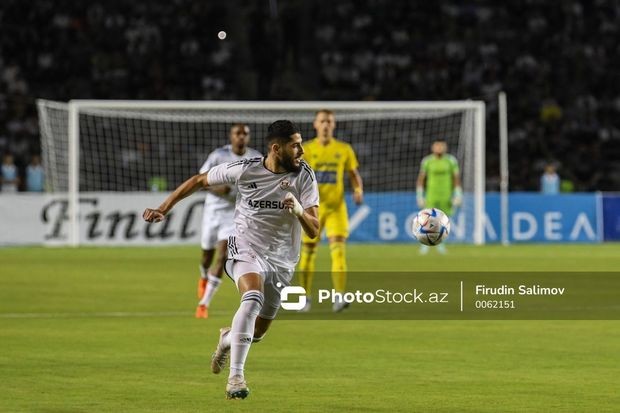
219;328;263;350
221;329;231;349
229;290;263;379
199;273;222;306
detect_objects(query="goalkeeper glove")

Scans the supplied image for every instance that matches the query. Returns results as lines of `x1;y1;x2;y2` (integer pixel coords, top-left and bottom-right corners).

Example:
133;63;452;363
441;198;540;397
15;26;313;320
452;187;463;207
284;192;304;217
416;186;425;208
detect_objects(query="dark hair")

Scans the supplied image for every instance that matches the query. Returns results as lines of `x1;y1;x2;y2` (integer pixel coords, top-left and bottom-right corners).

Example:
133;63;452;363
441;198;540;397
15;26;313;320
230;123;249;133
266;120;300;147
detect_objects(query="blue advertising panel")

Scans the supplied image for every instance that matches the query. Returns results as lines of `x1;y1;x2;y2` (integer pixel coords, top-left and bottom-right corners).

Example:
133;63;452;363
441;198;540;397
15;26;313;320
343;192;418;243
485;193;600;243
344;192;601;243
602;195;620;241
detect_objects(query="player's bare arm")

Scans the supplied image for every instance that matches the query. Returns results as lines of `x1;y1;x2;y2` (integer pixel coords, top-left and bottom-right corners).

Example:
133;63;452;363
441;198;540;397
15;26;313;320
298;206;319;239
416;170;426;190
143;172;210;222
348;168;364;205
283;193;319;238
453;173;461;188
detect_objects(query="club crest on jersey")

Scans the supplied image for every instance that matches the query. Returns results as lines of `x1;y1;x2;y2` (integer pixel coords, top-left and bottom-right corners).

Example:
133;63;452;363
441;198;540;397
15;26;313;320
280;179;290;190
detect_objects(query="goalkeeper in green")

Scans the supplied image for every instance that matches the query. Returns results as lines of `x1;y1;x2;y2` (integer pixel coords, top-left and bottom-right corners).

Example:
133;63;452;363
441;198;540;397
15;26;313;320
416;139;462;254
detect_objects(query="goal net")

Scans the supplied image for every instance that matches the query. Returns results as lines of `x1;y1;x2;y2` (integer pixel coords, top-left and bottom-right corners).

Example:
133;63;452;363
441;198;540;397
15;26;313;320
37;100;485;245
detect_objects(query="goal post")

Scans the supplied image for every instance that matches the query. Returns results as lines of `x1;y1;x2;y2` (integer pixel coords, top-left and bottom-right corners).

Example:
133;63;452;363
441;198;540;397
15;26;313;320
68;101;80;247
38;99;486;246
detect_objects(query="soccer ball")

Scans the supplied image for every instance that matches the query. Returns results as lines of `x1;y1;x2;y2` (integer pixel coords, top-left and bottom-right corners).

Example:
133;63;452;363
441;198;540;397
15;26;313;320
412;208;450;246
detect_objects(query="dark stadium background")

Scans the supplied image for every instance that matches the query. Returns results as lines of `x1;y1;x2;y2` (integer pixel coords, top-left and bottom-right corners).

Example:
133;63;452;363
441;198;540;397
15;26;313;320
1;0;619;192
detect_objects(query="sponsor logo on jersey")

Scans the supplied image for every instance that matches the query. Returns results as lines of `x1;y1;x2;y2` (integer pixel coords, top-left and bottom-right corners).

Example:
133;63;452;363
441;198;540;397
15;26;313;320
247;182;258;189
247;199;287;209
315;162;339;168
315;170;337;184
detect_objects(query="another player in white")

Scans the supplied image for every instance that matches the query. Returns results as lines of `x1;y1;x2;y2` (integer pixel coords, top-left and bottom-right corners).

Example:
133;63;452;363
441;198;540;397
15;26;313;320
196;124;262;319
143;120;319;400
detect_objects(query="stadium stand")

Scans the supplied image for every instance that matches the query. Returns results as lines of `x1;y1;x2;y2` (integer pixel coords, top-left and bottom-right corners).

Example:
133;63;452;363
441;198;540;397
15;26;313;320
1;0;619;191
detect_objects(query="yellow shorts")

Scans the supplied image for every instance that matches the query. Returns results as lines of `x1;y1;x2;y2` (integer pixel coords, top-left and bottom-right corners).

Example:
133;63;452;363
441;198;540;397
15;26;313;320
303;202;349;243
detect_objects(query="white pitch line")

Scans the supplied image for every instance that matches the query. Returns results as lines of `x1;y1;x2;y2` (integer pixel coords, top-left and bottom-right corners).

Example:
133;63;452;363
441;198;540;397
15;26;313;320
0;310;228;319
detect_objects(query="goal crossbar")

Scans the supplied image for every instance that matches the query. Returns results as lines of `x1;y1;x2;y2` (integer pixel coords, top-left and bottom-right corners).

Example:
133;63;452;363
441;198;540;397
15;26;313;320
39;99;486;246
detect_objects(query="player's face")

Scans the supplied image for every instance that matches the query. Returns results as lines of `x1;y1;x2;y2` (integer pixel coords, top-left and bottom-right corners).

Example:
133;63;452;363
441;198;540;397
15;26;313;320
279;133;304;172
432;142;447;156
313;112;335;138
230;125;250;149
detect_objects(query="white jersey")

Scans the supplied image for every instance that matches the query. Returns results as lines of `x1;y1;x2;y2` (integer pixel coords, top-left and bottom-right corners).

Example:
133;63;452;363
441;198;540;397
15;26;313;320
207;157;319;268
199;145;262;212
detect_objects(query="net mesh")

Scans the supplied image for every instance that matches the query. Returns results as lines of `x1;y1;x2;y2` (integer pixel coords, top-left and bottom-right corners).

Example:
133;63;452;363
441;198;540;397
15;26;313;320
37;101;480;242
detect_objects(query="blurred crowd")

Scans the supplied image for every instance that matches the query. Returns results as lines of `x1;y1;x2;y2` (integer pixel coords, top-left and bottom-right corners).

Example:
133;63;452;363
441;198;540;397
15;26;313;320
1;0;619;191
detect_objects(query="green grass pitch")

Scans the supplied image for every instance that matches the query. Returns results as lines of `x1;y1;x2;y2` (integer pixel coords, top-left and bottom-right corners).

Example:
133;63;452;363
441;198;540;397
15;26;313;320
1;244;620;412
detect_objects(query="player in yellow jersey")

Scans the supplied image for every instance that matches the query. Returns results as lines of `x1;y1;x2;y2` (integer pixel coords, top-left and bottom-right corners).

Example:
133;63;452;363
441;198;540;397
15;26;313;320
297;109;364;312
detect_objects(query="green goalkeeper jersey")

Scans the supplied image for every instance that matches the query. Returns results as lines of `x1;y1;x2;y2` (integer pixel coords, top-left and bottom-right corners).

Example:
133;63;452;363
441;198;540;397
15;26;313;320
421;154;459;199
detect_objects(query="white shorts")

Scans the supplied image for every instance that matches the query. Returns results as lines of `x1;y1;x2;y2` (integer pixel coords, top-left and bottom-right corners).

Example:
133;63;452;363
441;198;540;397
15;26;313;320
224;235;294;320
200;208;235;250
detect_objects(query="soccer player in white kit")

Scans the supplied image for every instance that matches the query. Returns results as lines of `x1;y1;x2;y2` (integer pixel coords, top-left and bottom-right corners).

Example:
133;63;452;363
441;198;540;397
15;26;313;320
196;124;262;319
143;120;319;400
